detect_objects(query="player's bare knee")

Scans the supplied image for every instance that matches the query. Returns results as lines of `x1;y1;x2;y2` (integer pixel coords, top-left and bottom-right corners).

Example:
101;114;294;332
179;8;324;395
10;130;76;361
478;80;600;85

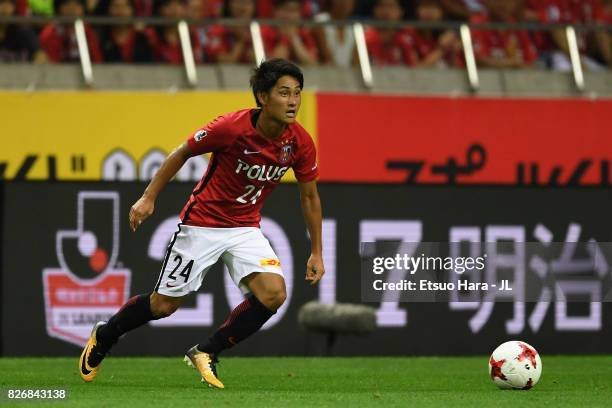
275;290;287;309
261;288;286;311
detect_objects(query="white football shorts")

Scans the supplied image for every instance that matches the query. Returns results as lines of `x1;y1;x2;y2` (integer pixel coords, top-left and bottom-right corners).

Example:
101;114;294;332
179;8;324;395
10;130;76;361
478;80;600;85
154;224;284;297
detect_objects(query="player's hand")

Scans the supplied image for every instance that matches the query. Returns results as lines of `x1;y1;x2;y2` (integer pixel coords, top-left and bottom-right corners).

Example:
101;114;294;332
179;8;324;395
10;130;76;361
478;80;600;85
305;254;325;286
129;196;154;232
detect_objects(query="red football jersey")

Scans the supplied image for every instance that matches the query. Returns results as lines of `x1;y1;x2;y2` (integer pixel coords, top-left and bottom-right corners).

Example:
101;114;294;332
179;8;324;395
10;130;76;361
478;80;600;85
180;109;318;228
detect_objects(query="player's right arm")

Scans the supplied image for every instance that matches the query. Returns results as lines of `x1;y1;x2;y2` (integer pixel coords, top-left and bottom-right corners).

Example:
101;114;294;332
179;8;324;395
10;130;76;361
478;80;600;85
129;142;193;231
129;114;236;231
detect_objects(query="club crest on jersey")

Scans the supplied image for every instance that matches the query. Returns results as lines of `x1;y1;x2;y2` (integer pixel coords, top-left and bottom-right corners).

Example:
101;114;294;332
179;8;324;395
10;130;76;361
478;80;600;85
279;144;293;164
194;130;207;141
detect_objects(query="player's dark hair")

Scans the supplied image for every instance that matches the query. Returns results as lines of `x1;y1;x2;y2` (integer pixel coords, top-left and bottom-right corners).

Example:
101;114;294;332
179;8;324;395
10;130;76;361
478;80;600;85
250;58;304;107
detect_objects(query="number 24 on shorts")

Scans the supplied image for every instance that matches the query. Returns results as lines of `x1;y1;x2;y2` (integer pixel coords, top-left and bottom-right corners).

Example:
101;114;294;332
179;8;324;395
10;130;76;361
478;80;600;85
168;255;193;282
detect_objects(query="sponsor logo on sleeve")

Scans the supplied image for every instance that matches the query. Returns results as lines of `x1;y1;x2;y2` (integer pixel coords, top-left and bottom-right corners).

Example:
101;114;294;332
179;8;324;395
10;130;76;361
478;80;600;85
194;130;207;142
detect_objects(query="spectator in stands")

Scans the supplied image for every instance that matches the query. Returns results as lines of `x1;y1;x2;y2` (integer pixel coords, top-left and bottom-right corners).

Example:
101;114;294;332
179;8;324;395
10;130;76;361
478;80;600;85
439;0;484;20
602;0;612;66
411;0;462;67
39;0;103;62
604;0;612;20
255;0;272;16
365;0;417;66
0;0;47;62
568;0;610;68
470;0;538;68
86;0;98;14
257;0;322;18
133;0;153;14
303;0;324;17
187;0;205;17
15;0;53;15
313;0;358;67
131;0;212;16
187;0;211;57
151;0;204;63
205;0;256;63
95;0;156;62
525;0;609;70
205;0;223;16
261;0;318;65
522;0;556;67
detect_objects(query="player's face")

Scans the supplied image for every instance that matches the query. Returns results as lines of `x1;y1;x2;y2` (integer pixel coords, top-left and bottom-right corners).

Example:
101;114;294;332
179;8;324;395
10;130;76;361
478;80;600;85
261;75;302;125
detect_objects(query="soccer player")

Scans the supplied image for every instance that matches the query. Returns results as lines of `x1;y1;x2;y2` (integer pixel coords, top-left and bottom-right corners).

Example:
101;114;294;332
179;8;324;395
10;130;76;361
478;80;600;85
79;58;324;389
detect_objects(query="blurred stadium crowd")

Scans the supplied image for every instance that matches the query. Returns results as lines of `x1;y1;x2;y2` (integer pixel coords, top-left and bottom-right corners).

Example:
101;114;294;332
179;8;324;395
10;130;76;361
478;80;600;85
0;0;610;70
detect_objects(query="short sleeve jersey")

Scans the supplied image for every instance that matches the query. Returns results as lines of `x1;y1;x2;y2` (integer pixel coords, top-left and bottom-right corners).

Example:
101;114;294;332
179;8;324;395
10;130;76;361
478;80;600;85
181;109;318;228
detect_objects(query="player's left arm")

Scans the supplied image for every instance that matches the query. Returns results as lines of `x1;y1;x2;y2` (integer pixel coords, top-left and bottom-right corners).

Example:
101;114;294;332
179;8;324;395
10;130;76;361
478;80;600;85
298;180;325;285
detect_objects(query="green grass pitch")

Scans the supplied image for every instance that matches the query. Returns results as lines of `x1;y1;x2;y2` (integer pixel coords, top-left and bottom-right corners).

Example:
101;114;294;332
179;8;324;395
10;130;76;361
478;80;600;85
1;356;611;407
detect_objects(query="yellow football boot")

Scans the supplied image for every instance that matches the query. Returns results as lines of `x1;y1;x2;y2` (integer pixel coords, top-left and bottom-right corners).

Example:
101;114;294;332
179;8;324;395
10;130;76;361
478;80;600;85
78;321;107;382
184;346;225;389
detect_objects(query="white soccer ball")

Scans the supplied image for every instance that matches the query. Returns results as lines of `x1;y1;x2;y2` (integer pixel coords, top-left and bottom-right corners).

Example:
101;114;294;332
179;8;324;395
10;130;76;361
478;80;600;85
488;340;542;390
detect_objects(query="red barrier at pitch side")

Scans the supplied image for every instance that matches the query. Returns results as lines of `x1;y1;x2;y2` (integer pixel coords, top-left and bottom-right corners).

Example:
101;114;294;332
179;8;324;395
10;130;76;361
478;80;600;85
316;94;612;186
